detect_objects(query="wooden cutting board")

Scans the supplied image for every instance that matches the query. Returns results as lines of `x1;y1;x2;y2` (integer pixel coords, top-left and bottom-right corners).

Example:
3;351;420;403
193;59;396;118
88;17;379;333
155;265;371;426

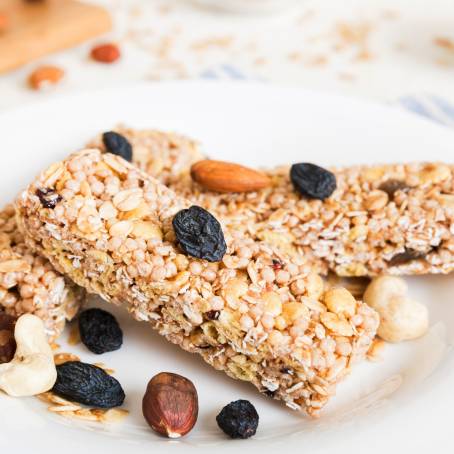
0;0;112;74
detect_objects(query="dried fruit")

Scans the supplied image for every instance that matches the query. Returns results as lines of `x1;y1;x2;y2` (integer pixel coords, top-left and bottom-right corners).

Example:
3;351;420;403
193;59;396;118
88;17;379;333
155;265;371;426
0;313;16;364
102;131;133;162
205;310;220;320
36;188;62;209
216;400;259;439
173;206;226;262
290;163;336;200
190;160;271;193
91;43;121;63
78;308;123;354
378;179;410;199
53;361;125;408
28;65;64;90
388;248;427;266
142;372;198;438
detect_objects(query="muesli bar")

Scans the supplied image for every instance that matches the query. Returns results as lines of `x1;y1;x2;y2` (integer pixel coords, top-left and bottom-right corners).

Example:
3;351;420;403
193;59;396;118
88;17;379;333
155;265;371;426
16;149;378;416
99;128;454;277
0;205;83;339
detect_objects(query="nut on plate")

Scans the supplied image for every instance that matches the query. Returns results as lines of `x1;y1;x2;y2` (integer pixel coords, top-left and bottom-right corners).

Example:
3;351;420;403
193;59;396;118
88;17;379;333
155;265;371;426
0;314;57;396
91;43;121;63
190;160;271;193
142;372;198;438
363;276;429;343
28;66;65;90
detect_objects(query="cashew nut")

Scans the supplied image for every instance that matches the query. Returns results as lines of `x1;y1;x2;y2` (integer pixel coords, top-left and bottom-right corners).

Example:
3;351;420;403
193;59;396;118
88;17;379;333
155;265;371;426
0;314;57;396
363;276;428;343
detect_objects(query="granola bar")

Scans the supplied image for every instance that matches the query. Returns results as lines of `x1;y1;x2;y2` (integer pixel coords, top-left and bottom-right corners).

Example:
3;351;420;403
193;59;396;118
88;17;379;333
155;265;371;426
100;128;454;277
0;205;84;339
16;149;379;416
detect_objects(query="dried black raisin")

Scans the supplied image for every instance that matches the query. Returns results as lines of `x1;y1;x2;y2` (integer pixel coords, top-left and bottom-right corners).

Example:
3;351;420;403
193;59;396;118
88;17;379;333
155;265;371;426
378;179;410;199
290;163;337;200
102;131;133;162
388;248;427;266
53;361;125;408
79;308;123;354
272;259;283;270
173;206;226;262
205;310;220;320
36;188;62;209
216;400;259;439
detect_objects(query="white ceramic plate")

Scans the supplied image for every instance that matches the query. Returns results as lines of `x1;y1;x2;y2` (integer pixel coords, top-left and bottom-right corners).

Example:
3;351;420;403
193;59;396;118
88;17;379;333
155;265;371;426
0;82;453;454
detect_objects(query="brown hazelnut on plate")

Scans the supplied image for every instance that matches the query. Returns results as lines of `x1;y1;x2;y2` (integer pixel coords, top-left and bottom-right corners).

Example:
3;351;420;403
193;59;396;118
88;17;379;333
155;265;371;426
142;372;198;438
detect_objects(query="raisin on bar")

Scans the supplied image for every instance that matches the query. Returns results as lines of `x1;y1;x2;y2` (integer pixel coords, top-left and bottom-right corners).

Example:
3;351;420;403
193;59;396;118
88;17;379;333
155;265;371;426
16;149;378;416
93;128;454;277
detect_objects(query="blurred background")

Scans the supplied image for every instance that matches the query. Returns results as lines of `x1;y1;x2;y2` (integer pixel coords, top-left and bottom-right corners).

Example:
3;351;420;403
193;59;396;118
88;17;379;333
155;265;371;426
0;0;454;112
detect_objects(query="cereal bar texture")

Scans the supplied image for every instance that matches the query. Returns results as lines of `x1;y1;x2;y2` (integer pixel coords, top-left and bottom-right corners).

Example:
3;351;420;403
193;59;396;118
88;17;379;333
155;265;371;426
0;205;83;339
99;128;454;277
17;149;378;416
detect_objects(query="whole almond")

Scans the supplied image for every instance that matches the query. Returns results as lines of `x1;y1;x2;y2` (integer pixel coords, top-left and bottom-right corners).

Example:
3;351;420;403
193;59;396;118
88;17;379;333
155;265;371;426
91;43;121;63
190;160;271;193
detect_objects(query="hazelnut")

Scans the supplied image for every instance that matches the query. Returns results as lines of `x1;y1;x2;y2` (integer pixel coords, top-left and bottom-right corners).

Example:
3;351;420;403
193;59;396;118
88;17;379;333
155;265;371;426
142;372;198;438
0;313;16;364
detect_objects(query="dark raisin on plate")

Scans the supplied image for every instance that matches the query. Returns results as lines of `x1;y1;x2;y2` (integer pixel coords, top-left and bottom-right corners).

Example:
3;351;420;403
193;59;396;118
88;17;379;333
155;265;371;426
53;361;125;408
216;400;259;439
79;308;123;354
0;313;16;364
173;206;227;262
35;188;62;209
102;131;133;162
290;163;337;200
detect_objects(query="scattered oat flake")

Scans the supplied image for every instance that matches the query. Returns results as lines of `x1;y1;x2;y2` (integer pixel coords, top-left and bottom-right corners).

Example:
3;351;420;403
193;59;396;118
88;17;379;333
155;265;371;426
434;37;454;52
50;342;60;351
381;9;400;20
100;408;129;422
338;72;356;82
288;52;303;62
296;9;315;26
306;55;328;67
93;362;115;375
68;322;81;345
157;4;172;15
367;338;385;362
54;352;80;365
191;36;233;51
254;57;267;66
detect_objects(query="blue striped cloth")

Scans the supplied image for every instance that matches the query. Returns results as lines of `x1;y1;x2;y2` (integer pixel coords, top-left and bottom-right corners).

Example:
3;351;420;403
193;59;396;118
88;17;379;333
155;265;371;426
200;64;454;127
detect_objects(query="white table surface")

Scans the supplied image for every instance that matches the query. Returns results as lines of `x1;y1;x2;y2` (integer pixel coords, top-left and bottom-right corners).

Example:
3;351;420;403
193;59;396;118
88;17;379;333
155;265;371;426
1;0;454;111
